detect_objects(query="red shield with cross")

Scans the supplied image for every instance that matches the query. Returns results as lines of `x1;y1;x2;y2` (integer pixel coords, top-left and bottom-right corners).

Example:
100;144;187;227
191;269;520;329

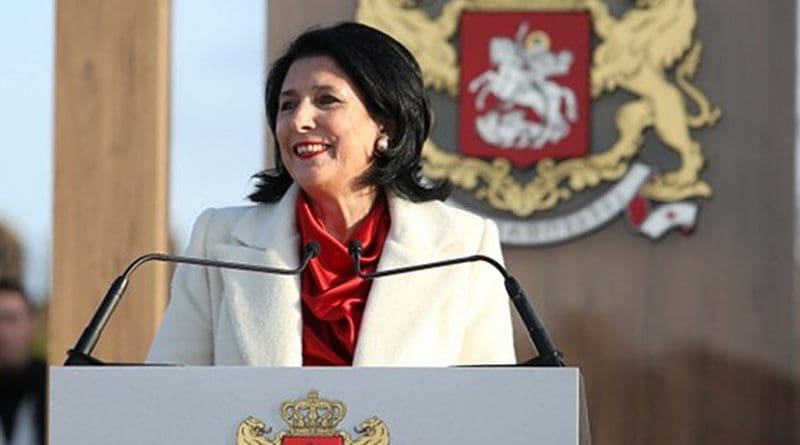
459;12;591;168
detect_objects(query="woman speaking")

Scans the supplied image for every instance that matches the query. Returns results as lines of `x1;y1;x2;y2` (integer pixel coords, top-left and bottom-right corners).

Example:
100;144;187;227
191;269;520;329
147;22;516;366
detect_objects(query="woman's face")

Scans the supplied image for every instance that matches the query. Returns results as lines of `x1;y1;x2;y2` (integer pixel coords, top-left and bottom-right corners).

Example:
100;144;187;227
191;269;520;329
276;56;382;199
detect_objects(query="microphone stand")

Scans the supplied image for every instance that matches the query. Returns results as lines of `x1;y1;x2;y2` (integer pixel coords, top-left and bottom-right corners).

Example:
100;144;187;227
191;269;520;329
64;243;320;366
349;241;564;367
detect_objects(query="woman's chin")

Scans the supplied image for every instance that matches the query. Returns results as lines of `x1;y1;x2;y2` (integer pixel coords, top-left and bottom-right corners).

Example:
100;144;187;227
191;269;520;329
293;176;343;197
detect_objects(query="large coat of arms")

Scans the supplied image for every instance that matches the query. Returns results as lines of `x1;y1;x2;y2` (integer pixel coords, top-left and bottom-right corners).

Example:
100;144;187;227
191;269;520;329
357;0;721;245
236;391;390;445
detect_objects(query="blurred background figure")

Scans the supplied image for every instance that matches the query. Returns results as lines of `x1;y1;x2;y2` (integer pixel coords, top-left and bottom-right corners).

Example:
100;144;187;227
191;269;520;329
0;281;45;445
0;221;44;445
0;223;23;285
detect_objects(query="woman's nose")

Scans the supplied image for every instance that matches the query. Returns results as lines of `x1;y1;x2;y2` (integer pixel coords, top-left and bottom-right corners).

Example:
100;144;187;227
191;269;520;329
291;100;316;131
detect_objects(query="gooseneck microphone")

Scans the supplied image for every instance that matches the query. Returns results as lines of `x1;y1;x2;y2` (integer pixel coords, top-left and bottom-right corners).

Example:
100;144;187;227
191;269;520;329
348;240;564;367
64;242;321;366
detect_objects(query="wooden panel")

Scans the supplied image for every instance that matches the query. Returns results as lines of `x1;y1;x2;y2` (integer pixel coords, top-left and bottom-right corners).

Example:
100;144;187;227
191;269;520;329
269;1;798;444
50;0;170;364
267;1;357;65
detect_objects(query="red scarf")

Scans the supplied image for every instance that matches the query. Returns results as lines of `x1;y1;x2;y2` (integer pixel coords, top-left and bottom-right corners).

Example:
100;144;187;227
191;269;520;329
296;192;391;366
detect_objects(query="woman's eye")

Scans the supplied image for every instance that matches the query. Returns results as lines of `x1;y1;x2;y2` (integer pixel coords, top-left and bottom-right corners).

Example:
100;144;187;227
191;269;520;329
279;101;296;112
317;94;340;106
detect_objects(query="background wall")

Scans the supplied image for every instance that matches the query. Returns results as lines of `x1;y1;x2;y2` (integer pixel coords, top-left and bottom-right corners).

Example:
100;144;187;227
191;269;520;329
268;1;798;444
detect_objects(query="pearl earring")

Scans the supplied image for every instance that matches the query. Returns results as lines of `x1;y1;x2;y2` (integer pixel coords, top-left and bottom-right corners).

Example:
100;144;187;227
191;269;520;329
376;135;389;153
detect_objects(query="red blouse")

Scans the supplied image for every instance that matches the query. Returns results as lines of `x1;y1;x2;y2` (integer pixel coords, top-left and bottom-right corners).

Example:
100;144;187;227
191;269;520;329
296;192;391;366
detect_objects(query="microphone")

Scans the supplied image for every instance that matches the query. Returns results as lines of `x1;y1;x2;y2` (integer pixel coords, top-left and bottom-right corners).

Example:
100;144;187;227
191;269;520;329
348;240;564;367
64;241;321;366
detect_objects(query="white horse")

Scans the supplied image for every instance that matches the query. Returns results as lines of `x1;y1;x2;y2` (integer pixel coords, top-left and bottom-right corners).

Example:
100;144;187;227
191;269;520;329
467;23;579;149
469;38;548;115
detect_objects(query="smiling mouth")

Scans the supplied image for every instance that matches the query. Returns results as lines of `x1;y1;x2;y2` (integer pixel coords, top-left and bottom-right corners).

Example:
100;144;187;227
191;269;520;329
293;143;330;159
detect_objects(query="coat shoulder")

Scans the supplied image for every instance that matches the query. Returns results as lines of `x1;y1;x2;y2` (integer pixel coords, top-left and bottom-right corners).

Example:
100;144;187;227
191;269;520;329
424;199;493;232
188;204;275;248
205;205;264;229
391;197;498;255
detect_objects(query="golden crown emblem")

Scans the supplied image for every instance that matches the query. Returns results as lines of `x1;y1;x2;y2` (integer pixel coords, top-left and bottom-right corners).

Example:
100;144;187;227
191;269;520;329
280;390;347;434
236;391;390;445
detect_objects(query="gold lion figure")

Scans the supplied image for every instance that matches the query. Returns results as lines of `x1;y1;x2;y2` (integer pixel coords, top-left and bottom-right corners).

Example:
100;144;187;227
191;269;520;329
584;0;721;201
236;417;276;445
349;417;391;445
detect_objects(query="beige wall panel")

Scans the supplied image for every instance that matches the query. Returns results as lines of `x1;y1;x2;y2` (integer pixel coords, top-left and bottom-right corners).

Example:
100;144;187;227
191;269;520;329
50;0;170;364
269;1;798;444
267;1;357;65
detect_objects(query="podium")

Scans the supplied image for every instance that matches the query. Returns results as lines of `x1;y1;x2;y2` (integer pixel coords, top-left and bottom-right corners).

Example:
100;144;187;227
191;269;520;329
50;366;590;444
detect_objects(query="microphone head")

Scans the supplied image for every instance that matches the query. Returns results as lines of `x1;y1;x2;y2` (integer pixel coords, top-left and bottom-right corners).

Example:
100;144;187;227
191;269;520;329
306;241;321;258
348;239;363;257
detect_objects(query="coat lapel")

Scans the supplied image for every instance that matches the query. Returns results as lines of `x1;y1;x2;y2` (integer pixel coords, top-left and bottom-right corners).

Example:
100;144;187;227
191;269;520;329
213;185;303;365
353;197;463;365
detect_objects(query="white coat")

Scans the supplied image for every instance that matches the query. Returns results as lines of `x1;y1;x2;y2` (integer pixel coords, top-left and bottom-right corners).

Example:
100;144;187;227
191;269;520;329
147;185;516;366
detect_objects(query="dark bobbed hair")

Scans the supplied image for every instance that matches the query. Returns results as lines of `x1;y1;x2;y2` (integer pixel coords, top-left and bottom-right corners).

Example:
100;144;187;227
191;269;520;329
249;22;449;203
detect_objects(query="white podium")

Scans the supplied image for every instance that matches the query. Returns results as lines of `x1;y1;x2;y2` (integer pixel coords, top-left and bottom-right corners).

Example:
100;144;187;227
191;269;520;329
50;366;590;444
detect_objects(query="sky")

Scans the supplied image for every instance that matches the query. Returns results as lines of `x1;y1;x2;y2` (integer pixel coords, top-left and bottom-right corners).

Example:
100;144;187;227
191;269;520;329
0;1;265;304
169;0;265;250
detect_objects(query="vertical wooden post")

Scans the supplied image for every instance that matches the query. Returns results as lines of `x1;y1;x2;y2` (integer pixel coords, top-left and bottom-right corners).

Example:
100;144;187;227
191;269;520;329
50;0;170;364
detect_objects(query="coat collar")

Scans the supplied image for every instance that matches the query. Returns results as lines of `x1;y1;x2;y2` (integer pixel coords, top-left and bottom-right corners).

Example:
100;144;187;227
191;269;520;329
216;184;466;365
229;184;459;255
230;184;300;250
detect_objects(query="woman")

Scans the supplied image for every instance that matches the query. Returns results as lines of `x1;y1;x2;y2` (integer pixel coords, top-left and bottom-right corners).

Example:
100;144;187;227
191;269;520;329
147;22;516;366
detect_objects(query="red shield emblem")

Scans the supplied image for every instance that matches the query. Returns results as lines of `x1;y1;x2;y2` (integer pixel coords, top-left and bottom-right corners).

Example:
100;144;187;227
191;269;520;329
282;437;343;445
459;12;591;168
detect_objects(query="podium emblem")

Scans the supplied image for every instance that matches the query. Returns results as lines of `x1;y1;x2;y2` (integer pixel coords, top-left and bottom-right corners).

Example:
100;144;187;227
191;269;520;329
236;390;390;445
356;0;721;244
